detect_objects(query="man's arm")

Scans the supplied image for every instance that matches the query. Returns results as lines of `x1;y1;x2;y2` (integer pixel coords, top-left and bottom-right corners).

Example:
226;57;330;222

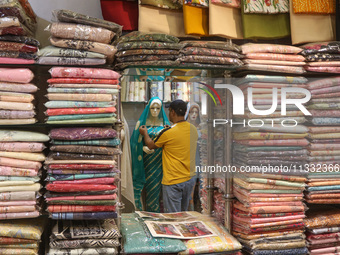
139;125;159;150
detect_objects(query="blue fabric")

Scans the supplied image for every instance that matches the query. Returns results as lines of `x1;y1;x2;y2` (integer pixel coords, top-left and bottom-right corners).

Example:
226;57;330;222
162;176;197;213
130;97;170;211
51;212;117;220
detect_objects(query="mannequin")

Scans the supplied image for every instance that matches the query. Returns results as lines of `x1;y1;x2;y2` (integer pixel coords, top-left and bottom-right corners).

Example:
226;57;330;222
185;102;202;211
131;97;170;212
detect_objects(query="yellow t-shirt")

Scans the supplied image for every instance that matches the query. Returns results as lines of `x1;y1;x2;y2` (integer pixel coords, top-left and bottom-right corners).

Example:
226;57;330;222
154;121;198;185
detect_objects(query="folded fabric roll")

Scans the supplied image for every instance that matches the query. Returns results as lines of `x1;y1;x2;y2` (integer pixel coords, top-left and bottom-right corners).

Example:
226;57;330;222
49;22;115;44
46;194;117;201
117;55;178;63
233;132;307;140
47;114;115;121
47;173;116;181
244;59;306;66
49;84;119;88
240;64;306;74
48;247;117;255
50;127;117;140
242;43;302;54
0;83;37;93
0;151;44;161
45;101;114;108
47;88;118;94
49;238;119;248
51;177;116;185
51;211;117;220
0;51;36;60
50;67;120;79
47;78;119;84
0;166;38;176
0;41;37;53
55;9;122;34
46;184;117;192
0;68;33;83
52;139;120;147
46;93;114;102
306;66;340;73
245;53;305;61
47;200;116;205
0;191;37;201
46;107;116;116
117;41;182;51
0;183;40;192
179;55;243;65
0;35;39;47
50;145;120;155
0;157;41;170
47;169;116;175
37;57;105;66
0;101;33;111
50;37;116;61
38;46;106;58
0;110;35;119
48;163;114;169
47;205;116;213
181;47;243;58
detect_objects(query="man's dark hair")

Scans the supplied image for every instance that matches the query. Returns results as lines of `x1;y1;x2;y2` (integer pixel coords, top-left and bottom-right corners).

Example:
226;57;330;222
168;99;187;116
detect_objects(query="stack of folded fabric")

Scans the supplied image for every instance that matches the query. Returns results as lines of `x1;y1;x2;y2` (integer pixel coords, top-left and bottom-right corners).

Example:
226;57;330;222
240;43;306;74
0;68;38;125
0;218;44;255
48;219;120;255
121;211;242;255
178;41;244;70
302;42;340;74
0;0;39;65
0;130;49;220
37;9;121;66
115;31;181;70
305;209;340;255
44;127;121;221
232;74;309;255
45;67;120;125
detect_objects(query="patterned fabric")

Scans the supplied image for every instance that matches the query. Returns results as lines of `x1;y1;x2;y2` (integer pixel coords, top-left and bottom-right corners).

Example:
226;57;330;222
51;219;120;239
49;127;117;140
55;9;122;34
116;49;179;57
51;212;117;220
306;53;340;61
50;238;119;248
49;23;114;44
48;248;116;255
117;55;177;63
211;0;240;8
179;55;243;65
118;31;179;43
50;145;120;155
182;41;241;52
243;0;289;13
301;41;340;55
242;43;302;54
49;67;120;79
292;0;335;13
37;57;105;66
52;139;120;147
117;41;182;51
47;78;119;85
184;0;209;7
181;47;243;58
38;46;105;59
140;0;182;9
0;35;39;47
246;53;305;61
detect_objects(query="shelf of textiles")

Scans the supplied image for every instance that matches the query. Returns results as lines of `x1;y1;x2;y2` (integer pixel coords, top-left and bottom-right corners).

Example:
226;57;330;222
121;67;213;103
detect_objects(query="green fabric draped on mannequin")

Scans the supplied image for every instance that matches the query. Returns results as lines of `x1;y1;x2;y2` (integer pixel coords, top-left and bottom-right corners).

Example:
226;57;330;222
130;97;170;212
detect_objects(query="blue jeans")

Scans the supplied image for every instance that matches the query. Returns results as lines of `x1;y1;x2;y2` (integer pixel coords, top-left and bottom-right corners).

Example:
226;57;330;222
162;177;197;213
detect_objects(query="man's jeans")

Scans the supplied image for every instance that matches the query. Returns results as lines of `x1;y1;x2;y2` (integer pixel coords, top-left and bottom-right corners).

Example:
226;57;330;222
162;177;197;213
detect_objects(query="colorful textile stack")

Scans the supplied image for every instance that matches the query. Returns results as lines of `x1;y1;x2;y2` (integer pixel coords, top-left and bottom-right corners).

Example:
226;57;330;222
121;212;242;254
48;219;120;255
239;43;306;74
0;68;38;125
0;218;44;255
0;130;49;219
305;209;340;255
305;77;340;203
232;74;309;255
45;67;120;125
115;32;181;70
302;42;340;74
178;41;244;69
0;0;39;65
37;9;121;66
44;127;121;220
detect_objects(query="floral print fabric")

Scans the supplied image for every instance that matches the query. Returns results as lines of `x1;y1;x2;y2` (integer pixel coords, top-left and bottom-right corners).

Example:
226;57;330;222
243;0;289;13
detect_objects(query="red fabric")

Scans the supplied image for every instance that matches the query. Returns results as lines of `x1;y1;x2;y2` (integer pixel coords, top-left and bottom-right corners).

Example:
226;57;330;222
46;107;116;116
48;205;116;212
47;78;119;84
46;184;117;192
100;0;138;31
46;194;117;201
48;164;114;170
52;178;116;185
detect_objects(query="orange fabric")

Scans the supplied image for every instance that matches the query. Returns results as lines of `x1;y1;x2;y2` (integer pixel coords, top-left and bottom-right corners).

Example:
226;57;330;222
292;0;335;14
183;4;209;36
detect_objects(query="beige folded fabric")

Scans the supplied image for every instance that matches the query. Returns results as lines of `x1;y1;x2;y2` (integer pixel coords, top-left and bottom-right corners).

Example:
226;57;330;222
0;152;45;161
0;119;36;125
138;5;186;37
290;0;335;44
0;17;21;28
0;183;41;192
45;160;116;165
0;101;33;111
209;1;243;39
0;181;36;187
46;93;114;102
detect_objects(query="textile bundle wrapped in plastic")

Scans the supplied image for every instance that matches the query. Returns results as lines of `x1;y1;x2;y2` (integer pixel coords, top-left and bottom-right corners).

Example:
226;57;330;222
231;74;308;255
0;130;49;220
304;208;340;255
121;211;242;254
302;42;340;74
0;0;39;64
239;43;306;74
0;68;38;124
48;219;120;255
305;76;340;204
45;127;121;220
179;41;244;70
44;67;120;125
37;9;122;66
0;218;45;255
115;31;181;70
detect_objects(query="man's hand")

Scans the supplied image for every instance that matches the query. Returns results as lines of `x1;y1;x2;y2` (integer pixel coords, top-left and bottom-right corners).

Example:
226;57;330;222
139;125;148;136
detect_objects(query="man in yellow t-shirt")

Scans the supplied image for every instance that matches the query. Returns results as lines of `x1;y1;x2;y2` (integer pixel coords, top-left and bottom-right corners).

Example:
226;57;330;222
139;99;198;212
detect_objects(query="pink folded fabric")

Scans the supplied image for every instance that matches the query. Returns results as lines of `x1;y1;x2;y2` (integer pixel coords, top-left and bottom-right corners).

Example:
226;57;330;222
235;139;309;146
0;142;45;152
0;205;35;213
0;201;36;206
0;210;39;219
0;58;34;65
0;157;41;170
309;237;340;245
46;194;117;201
310;110;340;117
0;68;34;83
310;246;340;255
306;66;340;73
242;44;302;54
248;201;304;207
244;59;306;66
0;166;38;176
49;67;120;79
51;177;115;185
311;86;340;95
234;214;305;224
308;61;340;67
308;77;340;90
245;53;305;61
309;126;340;133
